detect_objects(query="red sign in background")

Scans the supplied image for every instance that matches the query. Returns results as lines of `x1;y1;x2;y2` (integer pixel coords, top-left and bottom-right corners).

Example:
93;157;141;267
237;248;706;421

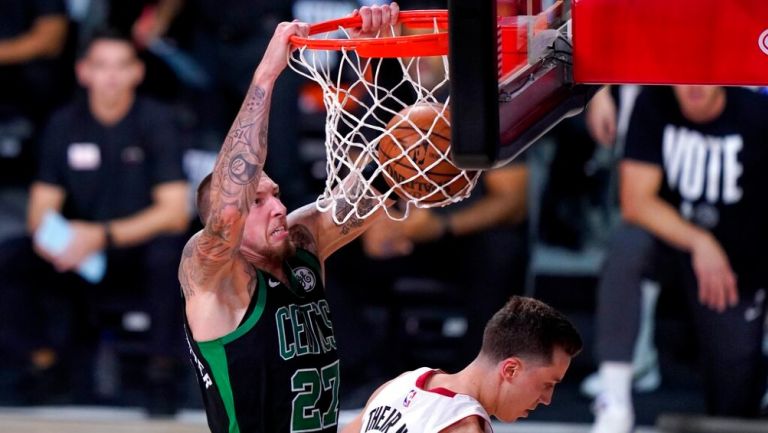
572;0;768;85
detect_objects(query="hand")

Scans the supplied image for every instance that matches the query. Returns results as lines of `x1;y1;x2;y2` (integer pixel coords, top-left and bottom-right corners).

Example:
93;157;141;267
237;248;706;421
256;21;310;81
349;3;400;39
50;221;107;273
586;86;617;147
32;241;58;266
401;208;448;244
690;232;738;312
362;216;413;259
132;5;167;49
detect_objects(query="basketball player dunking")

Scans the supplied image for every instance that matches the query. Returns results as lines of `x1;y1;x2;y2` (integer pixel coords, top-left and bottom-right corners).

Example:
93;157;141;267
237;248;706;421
177;5;399;432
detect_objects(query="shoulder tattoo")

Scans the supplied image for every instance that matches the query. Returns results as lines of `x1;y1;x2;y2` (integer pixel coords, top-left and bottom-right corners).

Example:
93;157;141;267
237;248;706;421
289;224;316;251
178;238;198;298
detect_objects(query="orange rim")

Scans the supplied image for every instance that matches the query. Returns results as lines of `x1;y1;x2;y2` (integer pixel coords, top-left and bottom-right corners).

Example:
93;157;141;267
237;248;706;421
289;10;449;58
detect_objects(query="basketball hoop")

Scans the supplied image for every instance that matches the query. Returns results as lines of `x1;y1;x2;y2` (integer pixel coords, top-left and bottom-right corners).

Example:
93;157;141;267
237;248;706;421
288;10;482;224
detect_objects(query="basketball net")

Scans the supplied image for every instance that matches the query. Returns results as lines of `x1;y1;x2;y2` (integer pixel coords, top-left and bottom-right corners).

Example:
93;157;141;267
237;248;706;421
288;12;481;224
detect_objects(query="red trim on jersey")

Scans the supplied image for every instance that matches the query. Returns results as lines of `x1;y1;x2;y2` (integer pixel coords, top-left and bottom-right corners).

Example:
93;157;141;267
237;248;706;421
415;369;457;397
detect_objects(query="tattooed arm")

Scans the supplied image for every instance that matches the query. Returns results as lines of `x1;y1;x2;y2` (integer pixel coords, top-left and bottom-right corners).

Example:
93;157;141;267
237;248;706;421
288;173;388;262
285;3;401;263
178;22;309;296
205;21;307;248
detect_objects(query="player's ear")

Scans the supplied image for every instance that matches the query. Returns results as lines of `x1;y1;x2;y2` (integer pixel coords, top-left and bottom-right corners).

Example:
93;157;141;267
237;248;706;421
75;58;91;87
130;58;146;86
500;357;522;381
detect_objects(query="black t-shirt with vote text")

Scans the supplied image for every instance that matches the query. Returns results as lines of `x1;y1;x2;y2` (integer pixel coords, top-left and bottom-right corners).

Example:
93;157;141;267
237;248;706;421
624;87;768;288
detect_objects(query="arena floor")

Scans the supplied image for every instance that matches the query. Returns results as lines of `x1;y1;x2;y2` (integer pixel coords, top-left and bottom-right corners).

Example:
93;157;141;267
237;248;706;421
0;407;660;433
6;406;768;432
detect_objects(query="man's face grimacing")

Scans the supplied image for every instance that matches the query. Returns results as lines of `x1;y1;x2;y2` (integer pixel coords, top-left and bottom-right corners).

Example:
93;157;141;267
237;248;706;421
240;176;294;263
494;347;571;422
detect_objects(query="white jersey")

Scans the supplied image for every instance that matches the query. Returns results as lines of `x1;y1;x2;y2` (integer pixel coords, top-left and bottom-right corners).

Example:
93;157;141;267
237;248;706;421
359;367;493;433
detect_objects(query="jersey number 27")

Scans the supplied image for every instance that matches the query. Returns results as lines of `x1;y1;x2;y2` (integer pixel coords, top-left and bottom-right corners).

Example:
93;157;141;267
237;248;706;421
291;361;340;432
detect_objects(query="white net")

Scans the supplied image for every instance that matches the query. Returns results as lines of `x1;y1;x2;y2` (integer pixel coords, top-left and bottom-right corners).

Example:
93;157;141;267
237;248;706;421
288;18;482;224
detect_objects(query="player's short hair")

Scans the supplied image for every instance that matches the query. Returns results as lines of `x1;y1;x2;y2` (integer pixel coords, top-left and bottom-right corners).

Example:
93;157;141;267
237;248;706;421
196;173;212;225
480;296;582;363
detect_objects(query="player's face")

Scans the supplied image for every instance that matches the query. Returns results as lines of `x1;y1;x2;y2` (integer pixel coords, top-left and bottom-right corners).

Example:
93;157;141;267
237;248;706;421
77;39;144;102
673;85;725;122
240;176;293;262
495;347;571;422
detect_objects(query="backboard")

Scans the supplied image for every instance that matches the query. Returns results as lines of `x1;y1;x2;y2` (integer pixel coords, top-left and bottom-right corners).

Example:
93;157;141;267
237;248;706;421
448;0;597;169
448;0;768;169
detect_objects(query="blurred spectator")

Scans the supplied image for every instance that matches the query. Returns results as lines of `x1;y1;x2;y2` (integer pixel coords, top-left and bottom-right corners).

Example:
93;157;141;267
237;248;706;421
131;0;307;209
73;1;185;101
0;29;189;412
0;0;69;237
578;85;663;401
0;0;68;122
537;111;611;251
327;160;529;405
0;1;70;400
591;86;768;433
584;86;618;148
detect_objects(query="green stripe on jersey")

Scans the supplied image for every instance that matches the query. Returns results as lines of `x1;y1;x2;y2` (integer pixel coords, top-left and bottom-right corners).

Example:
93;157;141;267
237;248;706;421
295;248;320;270
222;271;267;344
198;341;239;433
196;272;268;432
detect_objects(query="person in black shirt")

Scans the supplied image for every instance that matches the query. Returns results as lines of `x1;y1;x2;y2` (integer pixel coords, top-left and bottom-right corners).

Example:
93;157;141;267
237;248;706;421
0;29;189;409
178;5;399;432
591;86;768;433
0;0;68;126
0;0;68;219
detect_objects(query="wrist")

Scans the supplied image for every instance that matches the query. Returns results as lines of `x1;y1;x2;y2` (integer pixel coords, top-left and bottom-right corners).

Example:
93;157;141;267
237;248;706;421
689;229;714;252
438;214;454;241
252;67;280;87
103;221;114;249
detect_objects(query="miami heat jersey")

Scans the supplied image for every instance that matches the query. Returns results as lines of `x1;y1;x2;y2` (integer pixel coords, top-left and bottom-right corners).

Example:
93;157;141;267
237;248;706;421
184;249;339;433
360;368;493;433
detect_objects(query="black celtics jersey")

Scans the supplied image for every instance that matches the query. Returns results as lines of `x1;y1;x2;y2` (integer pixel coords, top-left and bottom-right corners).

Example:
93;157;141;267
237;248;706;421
184;249;339;433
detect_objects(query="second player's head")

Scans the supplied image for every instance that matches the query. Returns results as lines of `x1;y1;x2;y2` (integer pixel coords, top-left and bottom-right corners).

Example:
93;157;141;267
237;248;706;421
479;296;582;422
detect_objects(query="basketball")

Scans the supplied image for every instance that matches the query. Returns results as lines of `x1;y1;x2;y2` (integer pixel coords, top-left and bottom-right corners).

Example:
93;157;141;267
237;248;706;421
378;103;473;203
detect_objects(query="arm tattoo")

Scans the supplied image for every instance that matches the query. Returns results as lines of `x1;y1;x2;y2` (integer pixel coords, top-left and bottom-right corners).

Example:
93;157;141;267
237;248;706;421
179;232;236;299
338;212;365;235
179;239;197;298
335;178;377;235
207;83;272;239
245;86;266;111
229;153;261;185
